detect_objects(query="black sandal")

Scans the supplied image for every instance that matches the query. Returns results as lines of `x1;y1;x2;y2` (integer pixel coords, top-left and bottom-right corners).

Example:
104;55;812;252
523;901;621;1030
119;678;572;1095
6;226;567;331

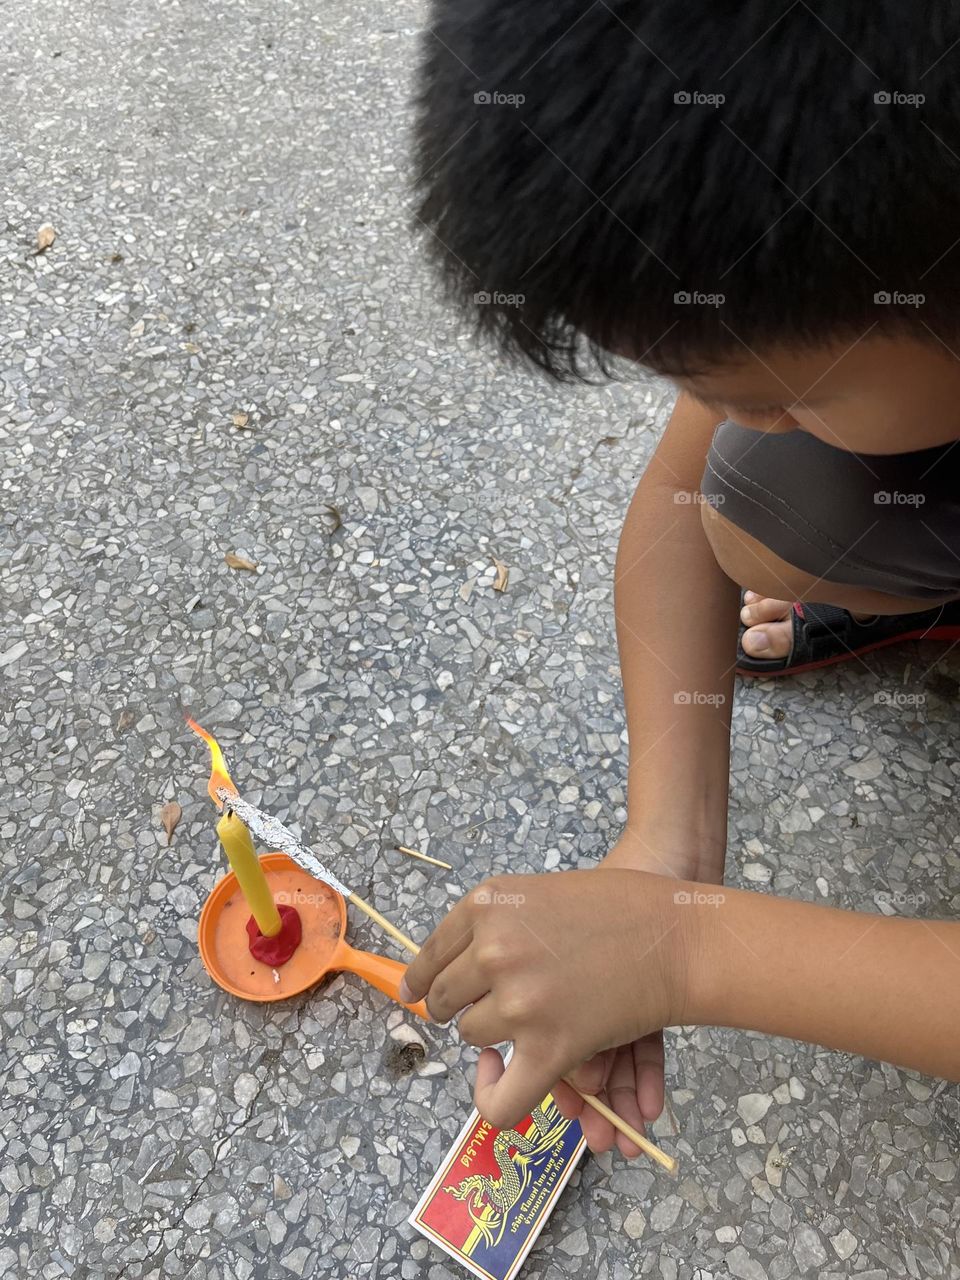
736;597;960;677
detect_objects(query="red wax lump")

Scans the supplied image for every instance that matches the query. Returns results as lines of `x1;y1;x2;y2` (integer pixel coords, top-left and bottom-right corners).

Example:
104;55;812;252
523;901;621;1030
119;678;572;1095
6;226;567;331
246;904;302;966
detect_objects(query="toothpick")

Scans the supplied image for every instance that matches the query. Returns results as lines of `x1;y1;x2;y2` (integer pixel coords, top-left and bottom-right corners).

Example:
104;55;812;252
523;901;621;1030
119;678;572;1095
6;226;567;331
396;845;453;870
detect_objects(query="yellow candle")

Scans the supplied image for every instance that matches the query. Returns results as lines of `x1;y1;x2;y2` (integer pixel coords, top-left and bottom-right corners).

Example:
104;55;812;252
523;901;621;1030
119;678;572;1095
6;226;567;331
216;810;282;938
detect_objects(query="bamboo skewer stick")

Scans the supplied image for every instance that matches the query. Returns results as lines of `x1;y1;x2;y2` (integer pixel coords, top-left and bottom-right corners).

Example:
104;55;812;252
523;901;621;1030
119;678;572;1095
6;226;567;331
347;892;427;953
574;1092;677;1175
396;844;453;870
379;917;678;1176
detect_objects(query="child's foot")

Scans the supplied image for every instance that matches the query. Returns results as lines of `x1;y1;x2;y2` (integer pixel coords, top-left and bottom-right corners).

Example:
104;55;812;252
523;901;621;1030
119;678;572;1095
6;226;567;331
739;591;795;661
739;592;875;660
736;591;960;676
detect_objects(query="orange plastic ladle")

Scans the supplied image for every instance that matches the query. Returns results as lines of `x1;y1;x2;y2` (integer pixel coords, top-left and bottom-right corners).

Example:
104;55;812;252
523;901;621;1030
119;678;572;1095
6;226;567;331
198;852;428;1015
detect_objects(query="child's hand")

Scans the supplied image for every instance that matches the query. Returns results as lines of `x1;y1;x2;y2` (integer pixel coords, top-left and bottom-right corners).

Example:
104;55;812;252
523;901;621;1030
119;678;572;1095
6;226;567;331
398;869;691;1130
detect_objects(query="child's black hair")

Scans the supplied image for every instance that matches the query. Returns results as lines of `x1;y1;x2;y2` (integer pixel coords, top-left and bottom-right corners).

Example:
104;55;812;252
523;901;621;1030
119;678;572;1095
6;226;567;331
414;2;960;379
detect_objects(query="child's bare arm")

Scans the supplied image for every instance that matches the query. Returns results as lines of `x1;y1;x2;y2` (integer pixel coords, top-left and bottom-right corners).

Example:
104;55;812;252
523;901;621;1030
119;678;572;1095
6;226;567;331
608;391;738;879
563;392;740;1154
690;883;960;1083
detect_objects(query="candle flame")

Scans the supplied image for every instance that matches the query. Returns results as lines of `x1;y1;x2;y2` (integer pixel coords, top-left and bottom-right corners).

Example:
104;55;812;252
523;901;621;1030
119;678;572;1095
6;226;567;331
186;718;240;809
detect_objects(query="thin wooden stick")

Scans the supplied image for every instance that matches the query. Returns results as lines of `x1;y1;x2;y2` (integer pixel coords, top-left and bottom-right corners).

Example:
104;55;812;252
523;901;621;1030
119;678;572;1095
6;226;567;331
576;1092;678;1175
348;892;421;953
348;892;678;1175
396;845;453;870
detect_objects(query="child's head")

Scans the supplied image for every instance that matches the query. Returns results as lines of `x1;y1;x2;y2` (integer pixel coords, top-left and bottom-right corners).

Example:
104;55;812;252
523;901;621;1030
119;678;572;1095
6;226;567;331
415;2;960;452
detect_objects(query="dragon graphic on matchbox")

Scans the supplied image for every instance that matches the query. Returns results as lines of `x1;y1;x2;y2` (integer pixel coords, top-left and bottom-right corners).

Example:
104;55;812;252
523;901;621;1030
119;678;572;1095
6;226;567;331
410;1092;587;1280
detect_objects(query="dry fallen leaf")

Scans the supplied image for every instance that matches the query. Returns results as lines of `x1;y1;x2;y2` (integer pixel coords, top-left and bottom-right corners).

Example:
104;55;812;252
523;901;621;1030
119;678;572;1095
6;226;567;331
36;225;57;254
160;801;182;846
491;557;509;592
231;411;250;429
225;552;258;571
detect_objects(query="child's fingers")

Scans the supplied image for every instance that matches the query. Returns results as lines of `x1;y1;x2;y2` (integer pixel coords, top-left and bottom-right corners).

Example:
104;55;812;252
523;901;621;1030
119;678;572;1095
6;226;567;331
421;951;490;1024
398;903;474;1003
474;1045;562;1132
564;1049;611;1097
575;1046;627;1153
549;1078;584;1120
633;1032;666;1122
606;1046;648;1158
457;995;501;1047
555;1050;618;1151
576;1090;619;1152
552;1072;619;1153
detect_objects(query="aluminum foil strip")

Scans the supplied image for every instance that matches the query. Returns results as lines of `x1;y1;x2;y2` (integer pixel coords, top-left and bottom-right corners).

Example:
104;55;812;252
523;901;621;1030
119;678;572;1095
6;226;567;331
217;787;352;899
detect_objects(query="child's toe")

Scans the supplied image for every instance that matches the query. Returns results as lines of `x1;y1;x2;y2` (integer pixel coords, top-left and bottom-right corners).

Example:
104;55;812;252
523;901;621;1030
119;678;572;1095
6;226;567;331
741;619;793;657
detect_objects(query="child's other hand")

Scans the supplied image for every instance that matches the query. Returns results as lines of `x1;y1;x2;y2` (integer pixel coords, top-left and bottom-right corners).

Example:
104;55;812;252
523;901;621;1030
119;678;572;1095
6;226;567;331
398;869;690;1130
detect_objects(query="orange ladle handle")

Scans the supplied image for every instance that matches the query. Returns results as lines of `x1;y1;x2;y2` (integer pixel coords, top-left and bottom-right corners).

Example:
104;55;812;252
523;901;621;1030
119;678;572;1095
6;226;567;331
334;939;430;1020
